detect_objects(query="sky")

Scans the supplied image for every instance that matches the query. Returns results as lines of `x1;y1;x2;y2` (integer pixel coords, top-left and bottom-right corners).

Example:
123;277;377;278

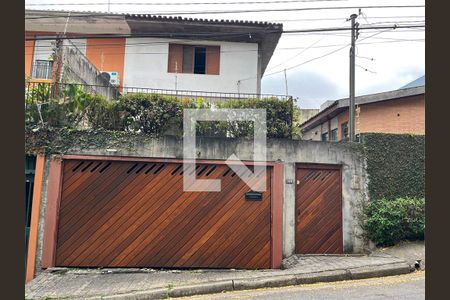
25;0;425;108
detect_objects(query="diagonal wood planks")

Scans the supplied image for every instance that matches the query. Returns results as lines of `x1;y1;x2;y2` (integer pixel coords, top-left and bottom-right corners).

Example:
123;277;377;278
295;166;343;254
55;159;272;269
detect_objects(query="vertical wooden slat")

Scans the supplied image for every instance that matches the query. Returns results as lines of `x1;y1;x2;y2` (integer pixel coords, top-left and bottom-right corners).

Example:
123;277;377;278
41;158;63;269
271;163;283;268
168;44;183;73
206;46;220;75
25;154;45;283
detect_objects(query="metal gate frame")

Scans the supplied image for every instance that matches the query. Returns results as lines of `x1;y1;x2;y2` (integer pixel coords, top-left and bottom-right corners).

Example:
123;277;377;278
40;154;284;269
294;163;343;254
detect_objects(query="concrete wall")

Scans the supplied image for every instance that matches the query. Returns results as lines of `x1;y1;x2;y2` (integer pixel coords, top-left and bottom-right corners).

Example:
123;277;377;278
122;37;259;94
33;137;368;275
61;40;119;99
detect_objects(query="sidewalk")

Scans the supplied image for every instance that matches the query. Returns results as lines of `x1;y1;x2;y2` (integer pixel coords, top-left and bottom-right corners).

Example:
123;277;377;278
25;254;412;300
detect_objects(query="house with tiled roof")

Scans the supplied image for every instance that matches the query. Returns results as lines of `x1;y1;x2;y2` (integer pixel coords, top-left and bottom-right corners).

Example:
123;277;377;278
25;9;283;95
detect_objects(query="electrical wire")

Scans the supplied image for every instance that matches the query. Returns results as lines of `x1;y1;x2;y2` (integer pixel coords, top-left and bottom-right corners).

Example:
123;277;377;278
239;27;395;80
24;24;425;41
264;19;348;72
25;0;350;6
25;5;425;19
24;38;425;55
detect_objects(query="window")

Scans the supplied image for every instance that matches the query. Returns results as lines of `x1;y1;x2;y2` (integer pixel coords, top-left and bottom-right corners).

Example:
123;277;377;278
341;122;349;141
31;60;53;79
321;132;329;141
330;128;338;141
168;44;220;75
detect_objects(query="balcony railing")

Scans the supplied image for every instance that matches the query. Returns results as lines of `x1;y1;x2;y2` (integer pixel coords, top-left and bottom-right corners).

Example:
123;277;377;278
25;82;294;103
31;60;53;80
25;82;296;138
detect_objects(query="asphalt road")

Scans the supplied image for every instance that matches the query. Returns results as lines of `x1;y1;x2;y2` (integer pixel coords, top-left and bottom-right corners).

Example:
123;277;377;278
183;271;425;300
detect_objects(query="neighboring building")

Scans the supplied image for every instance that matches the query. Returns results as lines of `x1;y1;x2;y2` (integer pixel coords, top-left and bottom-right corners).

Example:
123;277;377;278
25;10;282;94
300;79;425;141
298;108;320;124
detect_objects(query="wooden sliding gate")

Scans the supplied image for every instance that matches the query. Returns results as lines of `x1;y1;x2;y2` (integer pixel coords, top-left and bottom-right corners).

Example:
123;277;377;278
295;164;343;254
53;159;272;269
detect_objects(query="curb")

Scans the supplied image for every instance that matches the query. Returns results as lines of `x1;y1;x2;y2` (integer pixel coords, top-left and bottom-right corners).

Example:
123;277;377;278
89;262;412;300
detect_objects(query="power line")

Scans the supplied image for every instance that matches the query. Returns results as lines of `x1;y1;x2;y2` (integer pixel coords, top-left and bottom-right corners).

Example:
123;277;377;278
25;38;425;54
25;0;349;6
265;16;425;22
25;5;425;19
26;15;426;24
264;19;348;72
24;24;425;41
248;27;394;80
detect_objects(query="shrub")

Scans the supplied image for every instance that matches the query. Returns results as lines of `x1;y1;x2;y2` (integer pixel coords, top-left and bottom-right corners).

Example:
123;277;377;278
25;89;296;138
361;133;425;200
364;197;425;246
217;97;294;138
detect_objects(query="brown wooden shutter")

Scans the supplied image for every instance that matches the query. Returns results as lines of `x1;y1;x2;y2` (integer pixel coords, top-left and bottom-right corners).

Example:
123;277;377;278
206;46;220;75
168;44;183;73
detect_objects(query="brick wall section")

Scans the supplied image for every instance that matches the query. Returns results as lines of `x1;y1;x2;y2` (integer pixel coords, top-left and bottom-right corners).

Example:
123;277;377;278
333;94;425;139
357;94;425;135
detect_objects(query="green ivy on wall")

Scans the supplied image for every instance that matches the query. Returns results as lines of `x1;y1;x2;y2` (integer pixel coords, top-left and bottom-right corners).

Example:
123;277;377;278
361;133;425;200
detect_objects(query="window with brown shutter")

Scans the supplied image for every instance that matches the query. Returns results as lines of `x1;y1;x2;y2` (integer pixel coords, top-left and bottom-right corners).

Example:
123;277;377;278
206;46;220;75
168;44;183;73
168;43;220;75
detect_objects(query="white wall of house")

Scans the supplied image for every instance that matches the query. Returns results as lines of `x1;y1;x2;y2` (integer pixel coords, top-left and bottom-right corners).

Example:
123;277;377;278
302;124;322;141
302;116;340;141
122;37;259;94
33;39;87;62
33;39;55;61
330;116;338;130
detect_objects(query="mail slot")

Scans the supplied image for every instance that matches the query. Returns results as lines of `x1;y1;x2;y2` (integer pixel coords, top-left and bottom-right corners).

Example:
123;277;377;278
245;191;263;201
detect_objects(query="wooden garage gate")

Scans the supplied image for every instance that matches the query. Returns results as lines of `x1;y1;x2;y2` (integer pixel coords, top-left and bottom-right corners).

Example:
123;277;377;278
51;158;274;269
295;164;343;254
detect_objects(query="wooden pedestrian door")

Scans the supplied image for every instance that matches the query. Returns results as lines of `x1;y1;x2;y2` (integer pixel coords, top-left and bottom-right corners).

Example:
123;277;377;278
54;159;272;269
295;165;343;254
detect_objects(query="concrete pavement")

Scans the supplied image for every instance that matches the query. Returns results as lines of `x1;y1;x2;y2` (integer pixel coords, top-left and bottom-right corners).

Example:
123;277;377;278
25;255;412;299
182;271;425;300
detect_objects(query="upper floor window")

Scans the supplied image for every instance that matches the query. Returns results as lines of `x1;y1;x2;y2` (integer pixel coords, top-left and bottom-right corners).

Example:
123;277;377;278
341;122;349;142
330;128;338;141
31;60;53;79
321;132;329;141
168;44;220;75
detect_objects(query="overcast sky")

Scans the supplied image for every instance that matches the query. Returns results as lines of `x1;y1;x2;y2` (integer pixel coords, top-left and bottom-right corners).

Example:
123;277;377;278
25;0;425;108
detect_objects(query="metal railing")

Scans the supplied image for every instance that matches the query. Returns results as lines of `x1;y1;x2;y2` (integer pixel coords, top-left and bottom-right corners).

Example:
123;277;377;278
25;82;296;138
31;60;53;80
25;81;293;103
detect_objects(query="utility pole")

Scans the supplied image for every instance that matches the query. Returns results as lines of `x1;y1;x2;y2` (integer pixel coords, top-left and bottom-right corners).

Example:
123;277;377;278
284;69;289;98
349;13;359;142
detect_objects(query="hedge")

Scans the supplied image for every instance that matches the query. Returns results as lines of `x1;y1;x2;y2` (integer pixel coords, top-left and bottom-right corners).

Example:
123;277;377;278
364;197;425;246
361;133;425;200
25;87;295;139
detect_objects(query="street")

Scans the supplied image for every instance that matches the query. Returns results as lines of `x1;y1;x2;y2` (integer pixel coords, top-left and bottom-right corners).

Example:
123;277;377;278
183;271;425;300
